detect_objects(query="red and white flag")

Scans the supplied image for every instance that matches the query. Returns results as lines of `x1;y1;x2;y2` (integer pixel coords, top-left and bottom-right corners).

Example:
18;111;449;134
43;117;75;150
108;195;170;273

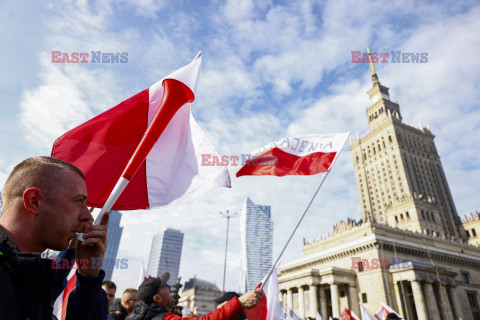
53;267;77;320
360;303;378;320
236;133;349;177
52;52;230;210
245;266;282;320
376;301;402;319
339;308;360;320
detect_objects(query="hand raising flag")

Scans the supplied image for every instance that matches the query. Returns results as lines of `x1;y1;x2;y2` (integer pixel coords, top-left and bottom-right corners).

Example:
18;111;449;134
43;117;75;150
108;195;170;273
236;133;349;177
52;52;230;215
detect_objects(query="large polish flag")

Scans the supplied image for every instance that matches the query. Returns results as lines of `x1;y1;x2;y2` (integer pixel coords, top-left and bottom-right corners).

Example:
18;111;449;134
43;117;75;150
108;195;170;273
245;266;282;320
52;52;230;210
236;133;349;177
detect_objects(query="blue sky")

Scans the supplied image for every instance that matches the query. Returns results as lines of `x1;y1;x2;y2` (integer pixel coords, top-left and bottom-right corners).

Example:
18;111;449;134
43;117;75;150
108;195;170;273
1;0;479;296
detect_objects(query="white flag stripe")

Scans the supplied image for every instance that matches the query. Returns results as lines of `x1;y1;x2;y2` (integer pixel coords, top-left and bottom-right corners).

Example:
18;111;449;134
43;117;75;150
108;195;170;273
250;132;350;157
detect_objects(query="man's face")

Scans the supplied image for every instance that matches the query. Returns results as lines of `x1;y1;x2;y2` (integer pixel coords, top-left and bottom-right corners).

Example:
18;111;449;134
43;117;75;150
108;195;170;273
122;291;137;313
155;284;174;309
102;285;116;306
39;170;92;251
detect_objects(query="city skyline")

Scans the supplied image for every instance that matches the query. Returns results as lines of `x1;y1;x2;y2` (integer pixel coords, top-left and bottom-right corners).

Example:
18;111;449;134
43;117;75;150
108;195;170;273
0;0;478;297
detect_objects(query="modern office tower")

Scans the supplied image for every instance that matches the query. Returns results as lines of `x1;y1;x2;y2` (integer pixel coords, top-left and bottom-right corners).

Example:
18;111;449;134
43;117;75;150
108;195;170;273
239;197;273;293
350;58;462;238
104;210;123;281
147;228;184;283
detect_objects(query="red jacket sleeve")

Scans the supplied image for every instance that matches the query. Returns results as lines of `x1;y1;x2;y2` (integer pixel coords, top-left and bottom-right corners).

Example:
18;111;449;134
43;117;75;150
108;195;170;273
164;297;244;320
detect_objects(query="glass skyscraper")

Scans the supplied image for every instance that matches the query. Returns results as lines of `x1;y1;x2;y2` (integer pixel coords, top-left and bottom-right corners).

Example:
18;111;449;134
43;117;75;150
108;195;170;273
240;197;273;293
104;210;123;281
147;228;184;283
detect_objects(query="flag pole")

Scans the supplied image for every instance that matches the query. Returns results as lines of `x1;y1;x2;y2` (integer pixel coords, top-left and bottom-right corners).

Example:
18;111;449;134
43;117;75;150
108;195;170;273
259;170;331;290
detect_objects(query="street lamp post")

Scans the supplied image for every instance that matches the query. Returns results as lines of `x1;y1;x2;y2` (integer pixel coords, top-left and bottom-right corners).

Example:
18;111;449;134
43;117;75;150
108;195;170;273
219;210;238;292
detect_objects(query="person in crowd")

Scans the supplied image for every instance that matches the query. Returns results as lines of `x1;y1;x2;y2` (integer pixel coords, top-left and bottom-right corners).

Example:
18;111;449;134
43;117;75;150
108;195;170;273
386;313;400;320
109;288;138;320
0;156;109;319
103;281;118;306
126;272;263;320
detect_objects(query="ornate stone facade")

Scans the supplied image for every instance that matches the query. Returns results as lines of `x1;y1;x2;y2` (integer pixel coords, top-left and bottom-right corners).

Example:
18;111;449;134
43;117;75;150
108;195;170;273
279;221;480;319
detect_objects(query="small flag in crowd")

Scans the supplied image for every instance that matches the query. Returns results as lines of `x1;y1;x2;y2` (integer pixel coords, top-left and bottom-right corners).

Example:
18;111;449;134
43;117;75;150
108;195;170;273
53;265;77;320
52;52;230;210
236;133;349;177
376;301;402;319
339;308;360;320
316;311;323;320
360;303;378;320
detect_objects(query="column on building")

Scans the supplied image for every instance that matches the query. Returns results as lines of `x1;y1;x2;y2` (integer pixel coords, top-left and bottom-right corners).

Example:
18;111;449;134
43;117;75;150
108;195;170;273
410;280;428;320
393;281;406;317
439;285;454;320
319;285;328;320
330;283;340;319
309;285;318;318
287;288;293;309
347;285;360;315
449;286;465;320
298;286;305;319
423;282;440;319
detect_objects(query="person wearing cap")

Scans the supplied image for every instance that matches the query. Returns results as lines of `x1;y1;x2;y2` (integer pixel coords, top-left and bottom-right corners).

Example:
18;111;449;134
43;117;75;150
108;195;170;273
214;292;245;320
126;272;263;320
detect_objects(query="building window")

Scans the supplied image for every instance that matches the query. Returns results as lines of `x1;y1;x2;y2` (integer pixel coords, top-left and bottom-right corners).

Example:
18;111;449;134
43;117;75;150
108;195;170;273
473;229;478;237
462;272;470;284
362;293;368;303
406;211;410;219
468;292;479;308
466;230;471;238
340;290;346;297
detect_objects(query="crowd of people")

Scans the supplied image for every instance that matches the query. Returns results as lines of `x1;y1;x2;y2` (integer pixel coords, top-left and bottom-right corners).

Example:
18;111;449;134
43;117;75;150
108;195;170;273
0;157;262;320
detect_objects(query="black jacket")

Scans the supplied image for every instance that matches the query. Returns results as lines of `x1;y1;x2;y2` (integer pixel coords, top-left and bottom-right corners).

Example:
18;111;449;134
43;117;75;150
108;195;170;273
125;301;169;320
108;300;128;320
0;227;108;320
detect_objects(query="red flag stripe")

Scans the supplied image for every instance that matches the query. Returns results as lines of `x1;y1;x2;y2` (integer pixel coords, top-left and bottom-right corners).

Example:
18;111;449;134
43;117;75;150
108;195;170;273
236;148;337;177
61;273;77;320
52;89;150;210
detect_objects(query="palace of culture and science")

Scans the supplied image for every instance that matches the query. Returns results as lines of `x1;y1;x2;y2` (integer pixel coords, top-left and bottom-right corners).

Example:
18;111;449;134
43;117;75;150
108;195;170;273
278;54;480;320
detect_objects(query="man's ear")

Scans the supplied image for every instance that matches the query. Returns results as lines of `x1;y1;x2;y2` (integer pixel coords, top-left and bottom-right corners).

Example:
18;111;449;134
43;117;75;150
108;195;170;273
153;293;163;305
23;187;42;215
